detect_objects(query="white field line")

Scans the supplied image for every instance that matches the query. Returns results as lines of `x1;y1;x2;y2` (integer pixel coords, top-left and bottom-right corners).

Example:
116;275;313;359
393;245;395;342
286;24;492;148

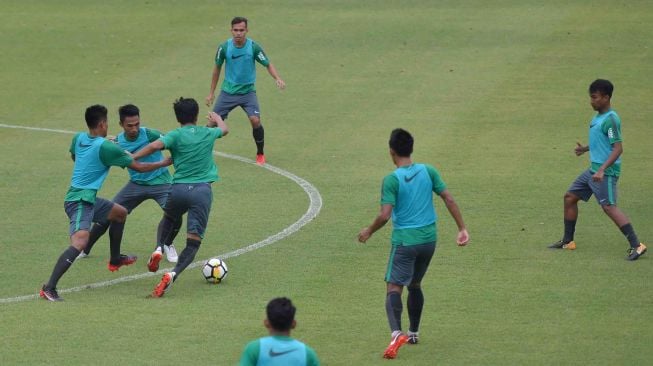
0;123;322;304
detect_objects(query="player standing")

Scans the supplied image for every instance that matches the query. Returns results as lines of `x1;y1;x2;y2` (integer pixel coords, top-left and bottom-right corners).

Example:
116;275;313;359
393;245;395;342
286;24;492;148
40;105;172;301
548;79;647;260
79;104;180;264
131;98;228;297
205;16;285;165
358;128;469;359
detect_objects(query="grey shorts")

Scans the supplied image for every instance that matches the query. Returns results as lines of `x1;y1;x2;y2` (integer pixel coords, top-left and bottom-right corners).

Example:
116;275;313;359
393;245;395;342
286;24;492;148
385;242;436;286
164;183;213;238
113;181;171;213
64;198;114;235
212;90;260;120
568;169;619;206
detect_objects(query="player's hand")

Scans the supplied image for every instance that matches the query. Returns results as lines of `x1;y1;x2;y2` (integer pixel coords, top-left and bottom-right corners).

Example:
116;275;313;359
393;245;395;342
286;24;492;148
275;78;286;90
205;93;214;107
207;111;222;125
456;229;470;246
574;142;587;156
592;169;604;182
162;157;173;167
358;228;372;243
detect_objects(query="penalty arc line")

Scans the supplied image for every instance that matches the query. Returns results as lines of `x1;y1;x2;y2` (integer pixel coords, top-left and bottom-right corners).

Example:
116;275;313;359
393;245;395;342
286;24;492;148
0;123;323;304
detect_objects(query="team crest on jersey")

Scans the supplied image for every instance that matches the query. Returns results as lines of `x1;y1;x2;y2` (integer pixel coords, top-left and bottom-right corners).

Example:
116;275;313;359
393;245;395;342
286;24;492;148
607;128;614;139
258;53;267;61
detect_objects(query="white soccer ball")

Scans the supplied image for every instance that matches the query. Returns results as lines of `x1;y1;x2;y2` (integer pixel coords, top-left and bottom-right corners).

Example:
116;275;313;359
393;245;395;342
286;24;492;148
202;258;228;284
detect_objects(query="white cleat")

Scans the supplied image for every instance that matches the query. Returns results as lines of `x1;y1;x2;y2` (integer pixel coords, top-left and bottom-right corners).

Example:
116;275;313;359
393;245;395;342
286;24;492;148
164;244;178;263
76;251;88;261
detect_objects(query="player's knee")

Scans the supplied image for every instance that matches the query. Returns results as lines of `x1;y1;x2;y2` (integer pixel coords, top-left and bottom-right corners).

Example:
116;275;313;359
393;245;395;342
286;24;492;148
110;204;128;223
408;283;421;291
249;116;260;127
564;192;578;204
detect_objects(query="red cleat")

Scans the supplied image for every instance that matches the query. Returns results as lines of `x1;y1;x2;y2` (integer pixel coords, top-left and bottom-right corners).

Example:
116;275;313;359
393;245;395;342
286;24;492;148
107;254;137;272
256;154;266;165
383;332;409;359
147;249;163;272
152;272;174;298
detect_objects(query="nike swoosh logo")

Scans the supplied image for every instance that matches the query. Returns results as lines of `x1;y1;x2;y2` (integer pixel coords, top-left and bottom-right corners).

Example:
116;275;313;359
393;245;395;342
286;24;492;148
79;143;93;148
231;54;245;59
404;172;420;183
269;348;297;357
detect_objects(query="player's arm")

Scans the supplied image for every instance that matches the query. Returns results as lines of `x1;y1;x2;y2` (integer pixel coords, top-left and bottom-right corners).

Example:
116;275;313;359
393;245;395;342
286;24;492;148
206;45;225;107
592;141;622;182
438;190;469;246
358;204;393;243
574;142;589;156
266;63;285;90
206;112;229;135
128;156;172;173
238;340;259;366
100;140;171;173
69;133;80;161
131;140;165;161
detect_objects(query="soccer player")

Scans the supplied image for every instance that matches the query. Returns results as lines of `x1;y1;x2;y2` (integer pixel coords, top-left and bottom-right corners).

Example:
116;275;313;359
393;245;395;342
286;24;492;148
131;97;229;297
358;128;469;359
79;104;181;264
548;79;647;260
239;297;320;366
40;105;172;302
205;16;285;165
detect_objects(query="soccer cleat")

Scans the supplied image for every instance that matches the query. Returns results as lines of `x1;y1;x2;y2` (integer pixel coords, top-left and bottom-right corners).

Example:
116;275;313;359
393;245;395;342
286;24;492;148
107;254;138;272
147;248;163;272
164;244;178;263
152;272;175;298
407;331;419;344
256;154;266;165
383;332;409;359
39;285;63;302
626;243;647;261
76;251;89;261
548;240;576;250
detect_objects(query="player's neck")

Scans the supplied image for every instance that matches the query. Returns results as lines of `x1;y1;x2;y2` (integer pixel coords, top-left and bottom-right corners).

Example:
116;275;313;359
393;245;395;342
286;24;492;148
269;330;291;337
598;104;611;114
394;157;412;168
234;38;247;47
87;128;105;138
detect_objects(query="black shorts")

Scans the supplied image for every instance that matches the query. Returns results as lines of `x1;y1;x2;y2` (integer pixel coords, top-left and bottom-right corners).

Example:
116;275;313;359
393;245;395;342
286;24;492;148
385;242;436;286
163;183;213;239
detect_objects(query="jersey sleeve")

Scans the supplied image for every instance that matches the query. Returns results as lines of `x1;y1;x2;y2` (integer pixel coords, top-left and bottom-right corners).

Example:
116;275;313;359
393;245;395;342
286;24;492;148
145;128;164;142
252;41;270;67
238;340;260;366
69;133;81;155
305;345;321;366
215;42;227;66
99;140;133;168
159;129;179;150
380;174;399;206
602;114;622;144
210;127;223;140
426;164;447;194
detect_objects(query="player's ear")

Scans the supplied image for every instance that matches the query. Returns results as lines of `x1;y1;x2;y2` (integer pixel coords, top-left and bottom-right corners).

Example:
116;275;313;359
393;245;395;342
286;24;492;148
291;320;297;330
264;319;272;330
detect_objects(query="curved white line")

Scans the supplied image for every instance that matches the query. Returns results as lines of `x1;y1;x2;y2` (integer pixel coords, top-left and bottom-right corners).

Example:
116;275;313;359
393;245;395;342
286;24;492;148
0;123;322;304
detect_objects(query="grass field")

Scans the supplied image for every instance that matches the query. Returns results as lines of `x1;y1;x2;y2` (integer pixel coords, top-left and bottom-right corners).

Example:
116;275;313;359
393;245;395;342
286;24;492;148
1;1;653;365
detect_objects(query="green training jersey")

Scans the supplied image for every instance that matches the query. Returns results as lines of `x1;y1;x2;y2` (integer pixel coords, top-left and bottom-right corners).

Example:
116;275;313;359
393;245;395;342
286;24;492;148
215;38;270;95
159;125;223;184
239;335;320;366
381;163;447;246
588;109;622;176
65;133;133;203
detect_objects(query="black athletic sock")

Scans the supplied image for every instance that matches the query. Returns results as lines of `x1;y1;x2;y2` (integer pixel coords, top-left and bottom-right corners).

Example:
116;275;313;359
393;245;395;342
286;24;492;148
157;215;178;250
407;287;425;333
620;223;640;248
173;238;201;275
385;291;403;332
108;221;125;263
252;125;264;155
563;219;576;243
85;221;109;255
46;246;81;289
163;218;182;247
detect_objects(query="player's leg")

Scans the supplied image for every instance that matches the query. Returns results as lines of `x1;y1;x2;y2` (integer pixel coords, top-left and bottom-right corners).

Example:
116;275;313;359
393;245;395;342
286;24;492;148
593;176;647;260
152;184;180;262
84;182;145;257
40;201;94;301
549;170;592;249
383;245;412;359
212;90;238;121
406;242;436;344
242;92;265;164
149;184;185;272
96;199;135;271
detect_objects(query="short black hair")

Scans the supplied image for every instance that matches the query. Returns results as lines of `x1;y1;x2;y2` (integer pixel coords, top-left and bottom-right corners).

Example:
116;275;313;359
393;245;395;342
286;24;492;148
173;97;199;124
231;16;248;27
589;79;614;98
118;104;140;123
389;128;414;157
85;105;108;129
266;297;296;332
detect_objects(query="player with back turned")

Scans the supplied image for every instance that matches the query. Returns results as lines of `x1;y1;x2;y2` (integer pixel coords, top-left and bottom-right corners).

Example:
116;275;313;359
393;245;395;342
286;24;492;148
358;128;469;359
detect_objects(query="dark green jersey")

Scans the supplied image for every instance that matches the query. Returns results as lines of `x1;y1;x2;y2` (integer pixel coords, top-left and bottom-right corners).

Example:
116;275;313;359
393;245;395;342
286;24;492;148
159;125;223;183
